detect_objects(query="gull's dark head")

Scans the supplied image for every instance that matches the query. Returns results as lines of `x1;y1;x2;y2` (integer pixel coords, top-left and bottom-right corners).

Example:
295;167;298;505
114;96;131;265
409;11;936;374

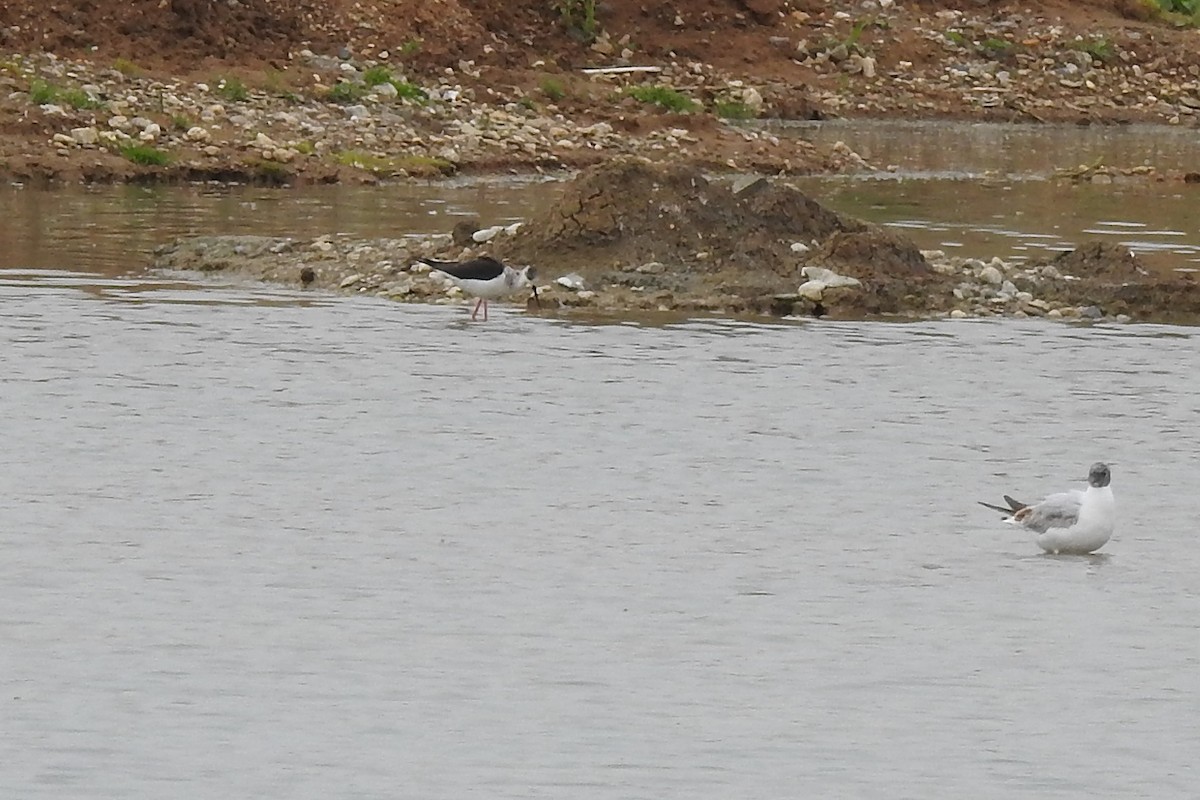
1087;462;1112;488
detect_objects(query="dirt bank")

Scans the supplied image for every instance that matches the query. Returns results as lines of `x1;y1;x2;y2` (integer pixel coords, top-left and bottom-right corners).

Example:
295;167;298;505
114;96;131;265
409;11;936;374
2;0;1200;184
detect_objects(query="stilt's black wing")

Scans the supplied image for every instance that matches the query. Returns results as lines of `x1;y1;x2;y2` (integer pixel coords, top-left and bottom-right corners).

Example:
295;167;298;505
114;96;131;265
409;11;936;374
419;257;505;281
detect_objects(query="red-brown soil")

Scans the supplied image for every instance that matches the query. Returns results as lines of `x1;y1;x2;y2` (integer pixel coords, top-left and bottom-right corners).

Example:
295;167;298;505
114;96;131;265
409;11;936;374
2;0;1199;184
0;0;1185;78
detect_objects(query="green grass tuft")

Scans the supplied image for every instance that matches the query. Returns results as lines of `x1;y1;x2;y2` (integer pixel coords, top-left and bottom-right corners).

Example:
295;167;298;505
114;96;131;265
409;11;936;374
555;0;599;41
363;65;394;86
61;87;102;110
29;79;58;104
119;143;171;166
1151;0;1199;12
391;80;427;103
1069;36;1116;63
327;81;369;104
112;58;142;77
624;84;699;113
713;100;755;120
214;77;249;102
540;77;566;101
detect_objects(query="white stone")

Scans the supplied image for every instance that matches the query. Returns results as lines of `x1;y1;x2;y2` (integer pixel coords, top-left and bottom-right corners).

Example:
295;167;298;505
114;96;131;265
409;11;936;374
790;242;810;254
740;86;764;111
556;273;586;291
800;266;861;289
339;274;362;288
185;126;210;142
950;309;968;319
798;280;826;302
70;126;99;145
472;226;503;243
979;265;1004;285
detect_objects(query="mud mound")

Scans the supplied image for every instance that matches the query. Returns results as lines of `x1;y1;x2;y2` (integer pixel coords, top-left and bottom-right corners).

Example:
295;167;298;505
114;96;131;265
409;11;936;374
489;158;953;316
1042;242;1149;282
497;159;877;279
811;229;930;279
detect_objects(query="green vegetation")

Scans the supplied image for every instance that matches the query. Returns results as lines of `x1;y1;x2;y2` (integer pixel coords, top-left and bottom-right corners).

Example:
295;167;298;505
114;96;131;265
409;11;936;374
624;84;698;113
397;39;422;57
112;58;142;77
394;155;456;175
363;65;394;87
255;161;292;182
713;100;755;120
335;150;397;172
366;66;429;102
0;56;26;75
333;149;453;176
214;77;249;102
28;79;59;104
540;77;566;101
294;140;316;156
1147;0;1199;24
944;30;1020;60
943;30;969;48
555;0;599;41
61;87;102;109
119;143;171;166
1152;0;1198;12
26;79;101;109
327;81;369;104
979;37;1015;59
391;80;428;103
1069;36;1116;63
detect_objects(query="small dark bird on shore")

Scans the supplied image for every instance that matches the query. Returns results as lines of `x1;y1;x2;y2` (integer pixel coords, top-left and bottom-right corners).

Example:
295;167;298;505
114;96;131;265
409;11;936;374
300;266;316;287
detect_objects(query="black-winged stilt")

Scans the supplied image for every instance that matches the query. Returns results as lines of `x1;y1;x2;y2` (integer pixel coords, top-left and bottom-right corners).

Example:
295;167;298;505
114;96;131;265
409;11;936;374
420;256;539;321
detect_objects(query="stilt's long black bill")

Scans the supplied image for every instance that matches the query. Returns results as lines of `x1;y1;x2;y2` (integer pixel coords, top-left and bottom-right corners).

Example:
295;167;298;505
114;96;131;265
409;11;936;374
531;285;541;310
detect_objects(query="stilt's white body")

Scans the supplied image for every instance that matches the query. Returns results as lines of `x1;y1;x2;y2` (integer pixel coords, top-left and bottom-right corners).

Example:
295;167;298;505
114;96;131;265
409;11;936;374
420;257;537;321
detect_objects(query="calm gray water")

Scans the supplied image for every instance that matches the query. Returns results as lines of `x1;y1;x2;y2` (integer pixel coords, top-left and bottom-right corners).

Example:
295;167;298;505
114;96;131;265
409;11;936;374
3;268;1200;799
3;121;1200;276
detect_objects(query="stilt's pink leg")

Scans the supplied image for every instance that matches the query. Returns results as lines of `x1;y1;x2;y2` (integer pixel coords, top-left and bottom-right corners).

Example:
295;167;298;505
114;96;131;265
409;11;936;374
471;298;483;320
482;300;489;321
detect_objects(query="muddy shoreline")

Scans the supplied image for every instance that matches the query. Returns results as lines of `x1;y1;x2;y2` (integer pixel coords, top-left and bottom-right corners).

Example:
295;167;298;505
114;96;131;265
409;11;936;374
150;160;1200;325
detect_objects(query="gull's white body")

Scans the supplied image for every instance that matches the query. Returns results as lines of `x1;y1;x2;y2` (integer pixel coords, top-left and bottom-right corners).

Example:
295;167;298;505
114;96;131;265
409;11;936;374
981;463;1117;555
1009;484;1116;555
